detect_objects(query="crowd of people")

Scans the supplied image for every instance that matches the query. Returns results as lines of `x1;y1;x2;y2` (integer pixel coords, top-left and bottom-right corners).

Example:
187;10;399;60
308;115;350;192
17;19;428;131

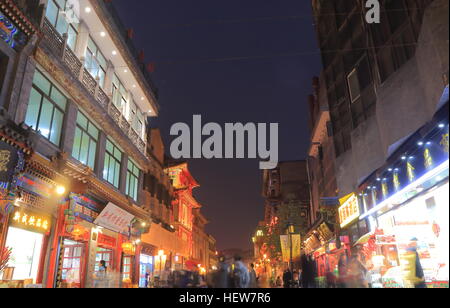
92;239;427;288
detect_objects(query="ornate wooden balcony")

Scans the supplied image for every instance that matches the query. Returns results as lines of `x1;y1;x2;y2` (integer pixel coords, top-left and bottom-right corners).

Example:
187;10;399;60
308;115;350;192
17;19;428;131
41;18;147;157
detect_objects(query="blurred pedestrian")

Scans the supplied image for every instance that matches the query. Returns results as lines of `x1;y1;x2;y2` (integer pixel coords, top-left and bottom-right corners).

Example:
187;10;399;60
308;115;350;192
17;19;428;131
292;271;300;288
401;238;427;288
282;269;292;288
233;256;250;288
275;276;282;288
249;263;258;288
347;254;369;288
337;254;349;288
213;257;230;288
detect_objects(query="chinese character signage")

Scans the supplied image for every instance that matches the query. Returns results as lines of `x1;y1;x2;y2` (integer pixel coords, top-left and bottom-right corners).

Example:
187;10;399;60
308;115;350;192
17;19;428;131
94;202;135;235
280;234;301;262
317;223;334;243
10;209;51;234
339;193;360;228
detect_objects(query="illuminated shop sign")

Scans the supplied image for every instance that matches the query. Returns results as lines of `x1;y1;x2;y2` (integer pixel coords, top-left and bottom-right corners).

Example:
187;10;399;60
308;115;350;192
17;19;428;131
359;120;449;218
10;209;51;234
339;193;360;228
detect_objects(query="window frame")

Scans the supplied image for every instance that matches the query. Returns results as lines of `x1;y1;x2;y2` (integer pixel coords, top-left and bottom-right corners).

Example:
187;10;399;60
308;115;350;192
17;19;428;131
126;159;140;201
72;111;100;170
112;73;127;112
103;139;123;189
25;69;67;147
45;0;79;50
85;36;107;88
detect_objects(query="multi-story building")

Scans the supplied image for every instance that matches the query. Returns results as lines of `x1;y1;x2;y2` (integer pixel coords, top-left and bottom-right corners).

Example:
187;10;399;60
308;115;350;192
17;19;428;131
208;234;218;271
165;161;201;270
303;75;349;285
139;128;177;286
257;161;310;277
312;0;449;287
192;208;210;274
307;76;338;227
0;0;162;288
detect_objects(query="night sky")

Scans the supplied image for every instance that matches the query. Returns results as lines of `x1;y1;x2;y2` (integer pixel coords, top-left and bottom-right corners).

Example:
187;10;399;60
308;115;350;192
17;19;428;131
114;0;322;250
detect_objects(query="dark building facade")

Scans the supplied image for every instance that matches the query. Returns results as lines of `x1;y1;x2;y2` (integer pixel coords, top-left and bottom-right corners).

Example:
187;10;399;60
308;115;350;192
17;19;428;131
310;0;449;288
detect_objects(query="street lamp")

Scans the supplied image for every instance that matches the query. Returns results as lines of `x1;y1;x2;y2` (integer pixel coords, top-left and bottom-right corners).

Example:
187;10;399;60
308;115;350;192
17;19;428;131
158;250;165;277
287;223;295;287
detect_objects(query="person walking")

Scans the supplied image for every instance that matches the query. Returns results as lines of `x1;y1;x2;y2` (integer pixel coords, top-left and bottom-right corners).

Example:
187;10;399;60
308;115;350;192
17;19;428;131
233;256;250;288
300;255;310;288
213;257;230;288
282;269;292;288
337;254;349;288
401;238;427;288
347;254;369;288
248;263;258;288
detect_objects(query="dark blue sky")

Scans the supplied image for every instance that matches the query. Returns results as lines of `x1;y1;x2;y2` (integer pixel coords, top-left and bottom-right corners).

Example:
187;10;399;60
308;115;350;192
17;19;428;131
114;0;322;250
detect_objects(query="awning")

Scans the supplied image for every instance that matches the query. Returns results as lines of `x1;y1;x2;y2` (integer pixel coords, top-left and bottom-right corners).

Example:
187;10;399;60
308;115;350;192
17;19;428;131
185;260;200;270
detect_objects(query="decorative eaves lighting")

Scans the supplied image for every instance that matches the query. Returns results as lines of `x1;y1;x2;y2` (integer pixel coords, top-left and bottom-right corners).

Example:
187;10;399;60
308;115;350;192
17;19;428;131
85;7;92;13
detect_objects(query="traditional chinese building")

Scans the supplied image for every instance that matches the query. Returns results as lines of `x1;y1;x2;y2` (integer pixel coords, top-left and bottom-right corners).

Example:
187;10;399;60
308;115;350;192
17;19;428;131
1;0;162;288
165;161;207;271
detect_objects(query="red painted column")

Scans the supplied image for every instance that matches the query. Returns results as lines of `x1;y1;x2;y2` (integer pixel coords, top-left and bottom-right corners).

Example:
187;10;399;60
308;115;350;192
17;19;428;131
46;202;67;288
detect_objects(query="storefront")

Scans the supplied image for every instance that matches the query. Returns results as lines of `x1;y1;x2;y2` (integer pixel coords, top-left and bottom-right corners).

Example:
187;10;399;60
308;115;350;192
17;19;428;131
48;194;146;288
0;144;65;288
2;208;51;286
356;113;449;288
304;221;352;288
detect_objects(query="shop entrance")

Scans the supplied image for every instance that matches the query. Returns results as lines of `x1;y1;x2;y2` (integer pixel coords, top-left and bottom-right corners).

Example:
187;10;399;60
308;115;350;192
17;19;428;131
139;254;154;288
3;227;43;284
60;239;84;288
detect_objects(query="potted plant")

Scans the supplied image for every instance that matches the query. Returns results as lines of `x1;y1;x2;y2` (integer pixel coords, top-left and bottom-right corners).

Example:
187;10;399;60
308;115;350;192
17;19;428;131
0;247;12;278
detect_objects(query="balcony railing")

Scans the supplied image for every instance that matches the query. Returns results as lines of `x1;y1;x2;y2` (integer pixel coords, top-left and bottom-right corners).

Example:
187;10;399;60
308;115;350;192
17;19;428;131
41;18;147;156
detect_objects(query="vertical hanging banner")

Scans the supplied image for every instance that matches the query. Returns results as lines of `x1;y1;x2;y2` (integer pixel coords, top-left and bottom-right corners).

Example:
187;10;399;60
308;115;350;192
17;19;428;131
280;235;290;262
291;234;302;260
280;234;302;262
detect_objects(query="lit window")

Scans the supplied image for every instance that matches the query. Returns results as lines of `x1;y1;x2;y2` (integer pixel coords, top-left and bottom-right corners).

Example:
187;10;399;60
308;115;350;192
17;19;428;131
85;37;107;88
45;0;79;50
103;139;122;189
25;70;67;146
112;74;127;112
72;112;99;170
126;160;140;201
